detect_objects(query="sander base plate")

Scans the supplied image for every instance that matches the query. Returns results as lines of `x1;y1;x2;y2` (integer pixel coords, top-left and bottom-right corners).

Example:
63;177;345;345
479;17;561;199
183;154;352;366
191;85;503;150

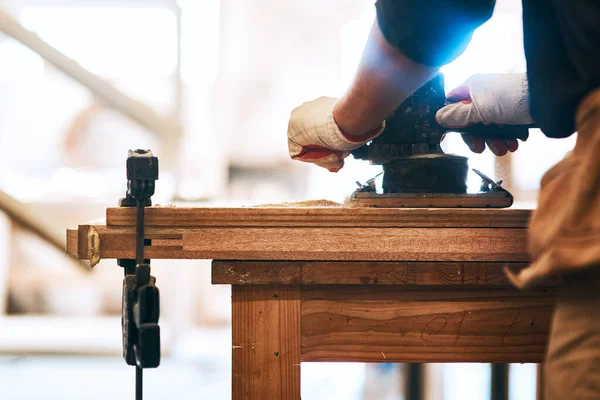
350;190;513;208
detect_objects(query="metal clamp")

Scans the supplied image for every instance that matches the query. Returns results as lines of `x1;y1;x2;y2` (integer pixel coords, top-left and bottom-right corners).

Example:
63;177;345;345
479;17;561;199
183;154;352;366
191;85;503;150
472;168;505;193
118;149;161;400
354;172;382;193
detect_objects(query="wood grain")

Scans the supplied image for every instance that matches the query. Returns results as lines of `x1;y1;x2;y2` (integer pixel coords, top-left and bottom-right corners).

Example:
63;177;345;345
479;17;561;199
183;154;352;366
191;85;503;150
66;229;78;257
184;227;528;261
212;260;533;286
350;193;512;208
301;286;555;363
106;206;531;228
232;285;301;400
67;225;529;262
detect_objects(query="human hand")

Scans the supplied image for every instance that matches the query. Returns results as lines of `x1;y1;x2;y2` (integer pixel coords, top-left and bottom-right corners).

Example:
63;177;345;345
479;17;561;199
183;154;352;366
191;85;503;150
287;97;384;172
436;73;534;156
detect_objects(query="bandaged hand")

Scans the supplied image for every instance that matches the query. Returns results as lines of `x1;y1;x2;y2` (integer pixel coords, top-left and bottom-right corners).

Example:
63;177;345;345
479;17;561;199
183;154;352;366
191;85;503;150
436;73;534;156
287;97;384;172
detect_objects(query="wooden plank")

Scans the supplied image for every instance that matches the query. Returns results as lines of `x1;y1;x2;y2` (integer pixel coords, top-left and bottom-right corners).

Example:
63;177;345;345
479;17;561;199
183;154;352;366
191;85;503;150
214;261;303;285
183;227;528;262
106;206;531;228
351;192;512;208
0;212;11;314
77;225;90;260
212;260;532;286
66;228;78;258
232;285;301;400
69;225;529;262
301;286;555;363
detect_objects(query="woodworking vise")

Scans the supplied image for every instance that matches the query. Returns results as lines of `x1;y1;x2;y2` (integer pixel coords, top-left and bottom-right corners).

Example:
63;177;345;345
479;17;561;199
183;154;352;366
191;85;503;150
351;74;532;208
118;149;161;400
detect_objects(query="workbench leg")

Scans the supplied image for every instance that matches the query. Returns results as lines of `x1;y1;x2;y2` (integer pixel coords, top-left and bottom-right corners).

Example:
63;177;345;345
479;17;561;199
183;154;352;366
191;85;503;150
232;285;301;400
536;363;545;400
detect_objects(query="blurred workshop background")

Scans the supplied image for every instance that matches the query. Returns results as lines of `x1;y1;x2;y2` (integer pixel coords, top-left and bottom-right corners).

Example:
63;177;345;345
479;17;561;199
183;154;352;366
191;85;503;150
0;0;574;399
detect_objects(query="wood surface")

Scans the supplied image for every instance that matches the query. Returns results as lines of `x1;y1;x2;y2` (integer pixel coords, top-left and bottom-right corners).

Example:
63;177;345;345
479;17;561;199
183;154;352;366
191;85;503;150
232;285;301;400
68;224;529;262
66;229;78;258
350;192;512;208
212;260;533;286
106;206;531;228
301;286;554;363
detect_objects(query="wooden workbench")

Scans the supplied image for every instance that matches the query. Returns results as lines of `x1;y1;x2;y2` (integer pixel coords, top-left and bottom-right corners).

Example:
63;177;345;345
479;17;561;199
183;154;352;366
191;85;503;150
66;206;553;399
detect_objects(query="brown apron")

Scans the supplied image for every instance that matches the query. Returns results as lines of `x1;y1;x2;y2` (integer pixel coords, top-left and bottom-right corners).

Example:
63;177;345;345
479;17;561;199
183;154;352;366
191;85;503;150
507;88;600;290
544;267;600;399
506;88;600;399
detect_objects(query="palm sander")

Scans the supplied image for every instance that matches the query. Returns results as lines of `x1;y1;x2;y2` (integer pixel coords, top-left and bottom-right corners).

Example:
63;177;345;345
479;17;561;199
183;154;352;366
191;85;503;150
350;74;530;208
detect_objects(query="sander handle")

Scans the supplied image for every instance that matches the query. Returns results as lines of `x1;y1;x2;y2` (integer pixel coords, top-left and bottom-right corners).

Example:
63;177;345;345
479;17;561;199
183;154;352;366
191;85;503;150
446;123;536;141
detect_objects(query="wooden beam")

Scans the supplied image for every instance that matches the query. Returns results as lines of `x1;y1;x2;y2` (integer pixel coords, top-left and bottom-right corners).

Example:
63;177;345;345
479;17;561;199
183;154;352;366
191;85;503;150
0;212;11;314
301;286;554;363
105;207;531;228
0;8;180;141
232;285;301;400
66;229;78;258
212;260;533;286
67;224;529;262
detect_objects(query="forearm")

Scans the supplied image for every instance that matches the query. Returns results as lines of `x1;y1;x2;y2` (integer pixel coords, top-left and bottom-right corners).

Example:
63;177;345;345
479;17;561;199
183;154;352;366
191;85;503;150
333;19;438;137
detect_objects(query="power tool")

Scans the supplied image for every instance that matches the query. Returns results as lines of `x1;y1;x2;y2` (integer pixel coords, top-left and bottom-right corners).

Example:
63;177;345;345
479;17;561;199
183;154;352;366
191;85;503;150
350;74;531;208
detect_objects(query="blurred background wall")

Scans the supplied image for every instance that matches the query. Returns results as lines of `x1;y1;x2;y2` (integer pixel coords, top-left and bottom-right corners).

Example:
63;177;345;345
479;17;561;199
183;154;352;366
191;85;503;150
0;0;573;398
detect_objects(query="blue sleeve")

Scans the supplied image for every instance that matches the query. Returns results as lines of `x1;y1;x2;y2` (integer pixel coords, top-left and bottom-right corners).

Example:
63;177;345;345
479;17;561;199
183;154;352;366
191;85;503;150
375;0;496;67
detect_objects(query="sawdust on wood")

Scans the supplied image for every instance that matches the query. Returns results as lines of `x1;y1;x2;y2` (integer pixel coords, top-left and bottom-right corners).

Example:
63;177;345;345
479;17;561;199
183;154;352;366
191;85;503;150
255;199;342;208
343;197;363;208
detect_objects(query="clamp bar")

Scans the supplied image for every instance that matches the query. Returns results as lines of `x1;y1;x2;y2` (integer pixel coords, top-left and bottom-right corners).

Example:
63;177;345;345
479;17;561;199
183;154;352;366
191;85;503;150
118;149;161;400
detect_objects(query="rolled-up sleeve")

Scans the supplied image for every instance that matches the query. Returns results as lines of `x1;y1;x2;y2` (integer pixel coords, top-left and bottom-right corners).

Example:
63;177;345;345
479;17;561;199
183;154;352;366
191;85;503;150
376;0;496;67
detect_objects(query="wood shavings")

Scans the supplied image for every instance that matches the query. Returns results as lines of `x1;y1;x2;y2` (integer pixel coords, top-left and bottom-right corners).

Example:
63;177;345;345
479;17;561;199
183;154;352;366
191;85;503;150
255;200;342;208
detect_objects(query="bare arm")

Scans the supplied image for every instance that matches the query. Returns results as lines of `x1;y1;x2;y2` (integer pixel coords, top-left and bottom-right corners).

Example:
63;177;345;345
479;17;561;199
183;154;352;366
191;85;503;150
332;19;438;137
287;2;509;171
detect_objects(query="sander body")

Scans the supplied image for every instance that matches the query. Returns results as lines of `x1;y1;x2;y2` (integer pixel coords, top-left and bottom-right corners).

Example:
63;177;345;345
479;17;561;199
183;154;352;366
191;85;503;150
350;74;531;208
